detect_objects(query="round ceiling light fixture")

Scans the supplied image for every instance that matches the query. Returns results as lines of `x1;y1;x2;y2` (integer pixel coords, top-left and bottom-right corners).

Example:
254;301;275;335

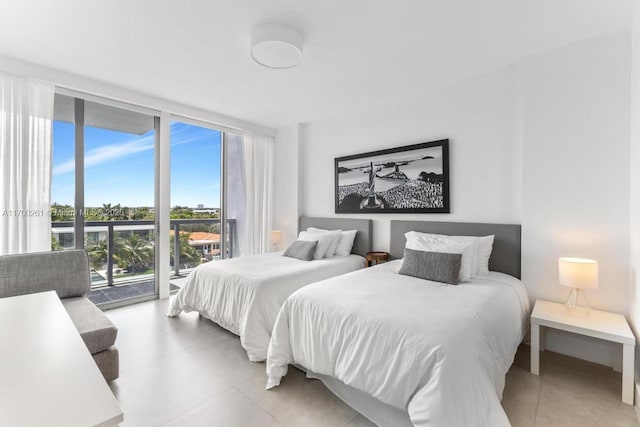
251;24;303;69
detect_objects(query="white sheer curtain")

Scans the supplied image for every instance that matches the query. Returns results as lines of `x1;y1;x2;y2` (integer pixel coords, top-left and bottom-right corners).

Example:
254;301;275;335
241;133;274;256
0;72;54;255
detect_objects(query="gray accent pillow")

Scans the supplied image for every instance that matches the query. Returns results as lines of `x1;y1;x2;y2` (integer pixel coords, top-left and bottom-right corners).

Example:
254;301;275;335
399;248;462;285
283;240;318;261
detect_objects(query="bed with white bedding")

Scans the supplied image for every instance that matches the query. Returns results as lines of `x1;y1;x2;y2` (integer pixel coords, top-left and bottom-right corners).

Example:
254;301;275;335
168;252;365;360
265;220;527;426
168;216;372;362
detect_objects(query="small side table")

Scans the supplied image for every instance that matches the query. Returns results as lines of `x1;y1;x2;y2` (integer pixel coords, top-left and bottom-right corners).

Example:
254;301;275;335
366;251;390;267
530;300;636;405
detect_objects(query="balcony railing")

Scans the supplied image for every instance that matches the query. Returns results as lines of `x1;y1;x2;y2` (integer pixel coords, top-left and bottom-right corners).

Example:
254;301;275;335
51;218;236;288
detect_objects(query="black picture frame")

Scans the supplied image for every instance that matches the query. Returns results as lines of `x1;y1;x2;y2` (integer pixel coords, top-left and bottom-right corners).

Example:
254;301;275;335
334;139;450;214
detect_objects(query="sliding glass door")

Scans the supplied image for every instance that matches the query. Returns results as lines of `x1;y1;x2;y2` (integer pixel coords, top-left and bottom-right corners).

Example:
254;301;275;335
52;93;159;307
168;120;224;291
51;91;244;306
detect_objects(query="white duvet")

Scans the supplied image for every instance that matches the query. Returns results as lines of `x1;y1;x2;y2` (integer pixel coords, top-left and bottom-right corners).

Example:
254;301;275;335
167;252;365;361
266;260;529;427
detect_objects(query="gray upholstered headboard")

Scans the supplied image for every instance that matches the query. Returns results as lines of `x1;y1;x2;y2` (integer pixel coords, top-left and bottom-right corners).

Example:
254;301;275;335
390;220;521;279
299;217;372;258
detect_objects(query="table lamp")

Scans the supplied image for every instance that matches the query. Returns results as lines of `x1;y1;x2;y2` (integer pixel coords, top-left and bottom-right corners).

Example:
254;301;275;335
558;257;598;313
270;230;282;251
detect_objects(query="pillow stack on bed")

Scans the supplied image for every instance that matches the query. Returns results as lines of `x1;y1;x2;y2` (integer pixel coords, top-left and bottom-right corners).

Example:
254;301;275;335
283;227;358;261
298;229;342;260
399;231;494;284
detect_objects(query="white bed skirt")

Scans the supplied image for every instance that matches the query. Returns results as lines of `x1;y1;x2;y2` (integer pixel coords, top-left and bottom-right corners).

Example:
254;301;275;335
303;367;412;427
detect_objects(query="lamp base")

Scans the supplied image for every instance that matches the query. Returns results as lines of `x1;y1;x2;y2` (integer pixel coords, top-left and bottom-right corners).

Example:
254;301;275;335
565;288;591;315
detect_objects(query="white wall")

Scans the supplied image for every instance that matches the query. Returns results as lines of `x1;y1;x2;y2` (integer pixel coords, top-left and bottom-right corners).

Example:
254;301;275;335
288;31;632;367
629;5;640;383
273;125;302;249
521;32;631;314
301;66;523;251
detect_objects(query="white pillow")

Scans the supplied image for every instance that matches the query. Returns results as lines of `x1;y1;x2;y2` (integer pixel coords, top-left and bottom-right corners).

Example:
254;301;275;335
405;231;477;272
298;230;335;260
404;231;495;276
475;235;494;276
447;238;478;275
327;231;343;257
404;238;475;282
334;230;357;256
307;227;357;257
306;227;342;257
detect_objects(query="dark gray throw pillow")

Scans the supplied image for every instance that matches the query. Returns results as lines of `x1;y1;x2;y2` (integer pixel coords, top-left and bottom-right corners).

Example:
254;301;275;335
283;240;318;261
399;248;462;285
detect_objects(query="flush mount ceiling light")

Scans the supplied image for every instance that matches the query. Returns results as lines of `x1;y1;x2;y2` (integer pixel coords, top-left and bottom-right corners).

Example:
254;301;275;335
251;24;303;69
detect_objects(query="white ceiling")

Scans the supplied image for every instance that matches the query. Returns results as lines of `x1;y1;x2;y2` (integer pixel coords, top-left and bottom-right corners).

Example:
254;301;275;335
0;0;636;129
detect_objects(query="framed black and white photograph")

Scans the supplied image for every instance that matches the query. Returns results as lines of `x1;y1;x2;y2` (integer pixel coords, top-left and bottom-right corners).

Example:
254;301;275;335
335;139;450;214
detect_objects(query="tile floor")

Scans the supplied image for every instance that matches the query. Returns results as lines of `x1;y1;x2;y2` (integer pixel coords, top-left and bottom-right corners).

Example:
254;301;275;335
106;299;639;427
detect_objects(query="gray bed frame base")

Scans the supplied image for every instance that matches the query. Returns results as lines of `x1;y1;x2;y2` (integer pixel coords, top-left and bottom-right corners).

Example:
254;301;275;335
298;217;373;258
390;220;521;279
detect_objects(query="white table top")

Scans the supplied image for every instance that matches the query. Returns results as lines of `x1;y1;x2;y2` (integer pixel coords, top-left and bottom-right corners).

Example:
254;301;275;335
0;291;123;427
532;300;635;345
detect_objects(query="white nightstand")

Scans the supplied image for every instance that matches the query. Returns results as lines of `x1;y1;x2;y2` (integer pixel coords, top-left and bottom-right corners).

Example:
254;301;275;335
530;300;636;405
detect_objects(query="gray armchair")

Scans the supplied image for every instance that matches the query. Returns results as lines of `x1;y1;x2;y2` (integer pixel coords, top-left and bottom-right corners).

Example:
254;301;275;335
0;250;119;381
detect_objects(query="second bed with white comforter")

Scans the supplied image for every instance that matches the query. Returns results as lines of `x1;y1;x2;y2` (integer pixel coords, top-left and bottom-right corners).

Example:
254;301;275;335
266;260;529;427
168;252;365;361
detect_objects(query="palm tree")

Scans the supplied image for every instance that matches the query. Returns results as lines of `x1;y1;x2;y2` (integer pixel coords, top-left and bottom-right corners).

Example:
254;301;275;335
86;239;109;271
116;233;153;273
170;232;202;268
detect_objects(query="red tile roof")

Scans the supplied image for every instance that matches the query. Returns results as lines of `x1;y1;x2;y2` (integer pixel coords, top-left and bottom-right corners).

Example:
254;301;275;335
187;232;220;243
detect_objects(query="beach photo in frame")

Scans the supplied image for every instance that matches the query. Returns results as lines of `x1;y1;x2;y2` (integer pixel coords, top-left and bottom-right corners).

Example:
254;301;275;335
334;139;450;213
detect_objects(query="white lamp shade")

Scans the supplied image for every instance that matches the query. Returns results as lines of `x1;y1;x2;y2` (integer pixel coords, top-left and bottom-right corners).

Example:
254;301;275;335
270;230;282;245
558;257;598;289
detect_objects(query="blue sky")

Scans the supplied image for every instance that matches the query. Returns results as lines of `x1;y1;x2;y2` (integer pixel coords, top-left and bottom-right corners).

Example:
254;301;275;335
52;121;221;207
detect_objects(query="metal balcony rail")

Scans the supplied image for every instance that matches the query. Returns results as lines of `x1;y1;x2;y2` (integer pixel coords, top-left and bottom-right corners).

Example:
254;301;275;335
51;218;236;287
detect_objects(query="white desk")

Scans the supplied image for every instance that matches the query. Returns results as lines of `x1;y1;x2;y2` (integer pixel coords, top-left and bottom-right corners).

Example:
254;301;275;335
0;291;123;426
530;300;636;405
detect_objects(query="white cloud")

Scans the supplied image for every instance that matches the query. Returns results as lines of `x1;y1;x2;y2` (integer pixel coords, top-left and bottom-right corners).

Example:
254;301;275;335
52;123;218;176
53;134;154;176
169;123;219;147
